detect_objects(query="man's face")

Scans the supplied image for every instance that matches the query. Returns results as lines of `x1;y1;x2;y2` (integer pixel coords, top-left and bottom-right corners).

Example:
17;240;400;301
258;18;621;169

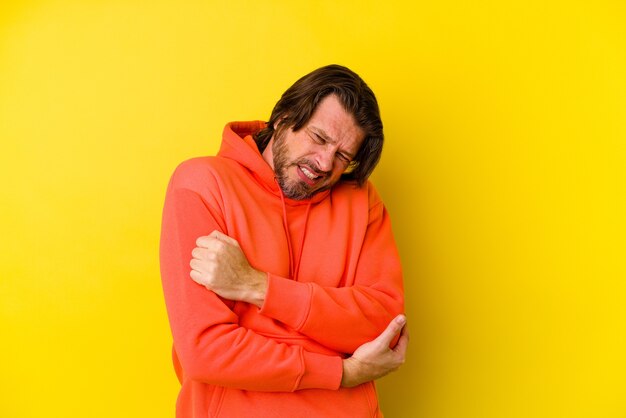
263;94;365;200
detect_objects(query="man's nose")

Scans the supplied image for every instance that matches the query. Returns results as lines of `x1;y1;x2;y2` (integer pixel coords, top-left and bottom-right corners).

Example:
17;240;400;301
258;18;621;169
315;148;334;172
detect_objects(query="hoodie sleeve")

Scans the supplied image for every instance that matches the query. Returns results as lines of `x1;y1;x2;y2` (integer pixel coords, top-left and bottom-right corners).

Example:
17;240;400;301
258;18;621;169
259;184;405;355
160;160;342;391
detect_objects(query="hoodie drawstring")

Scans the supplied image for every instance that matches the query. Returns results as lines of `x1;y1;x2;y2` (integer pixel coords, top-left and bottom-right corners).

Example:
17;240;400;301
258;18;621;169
277;182;312;281
293;203;311;279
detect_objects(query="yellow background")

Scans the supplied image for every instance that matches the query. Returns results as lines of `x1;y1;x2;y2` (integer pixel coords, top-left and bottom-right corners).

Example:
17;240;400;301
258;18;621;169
1;1;625;417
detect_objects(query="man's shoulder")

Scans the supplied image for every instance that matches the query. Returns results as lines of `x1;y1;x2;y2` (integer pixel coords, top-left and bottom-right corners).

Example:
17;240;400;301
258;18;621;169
168;156;234;190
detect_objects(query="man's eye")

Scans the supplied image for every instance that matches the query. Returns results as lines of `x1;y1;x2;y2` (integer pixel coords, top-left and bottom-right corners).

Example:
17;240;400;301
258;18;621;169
337;154;350;164
313;134;325;144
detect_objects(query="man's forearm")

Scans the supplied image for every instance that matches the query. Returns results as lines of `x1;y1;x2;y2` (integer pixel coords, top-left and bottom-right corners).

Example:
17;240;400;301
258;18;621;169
259;272;403;354
190;230;403;354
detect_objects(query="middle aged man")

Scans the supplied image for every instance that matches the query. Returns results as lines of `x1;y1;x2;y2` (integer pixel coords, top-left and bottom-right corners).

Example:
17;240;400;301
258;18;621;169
160;64;407;417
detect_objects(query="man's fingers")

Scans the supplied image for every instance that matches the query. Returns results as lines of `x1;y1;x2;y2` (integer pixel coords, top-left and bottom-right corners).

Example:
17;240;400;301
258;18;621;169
374;314;406;347
393;324;409;356
189;258;202;271
216;233;240;247
196;231;238;250
196;230;224;247
191;247;204;259
196;236;209;248
209;230;240;247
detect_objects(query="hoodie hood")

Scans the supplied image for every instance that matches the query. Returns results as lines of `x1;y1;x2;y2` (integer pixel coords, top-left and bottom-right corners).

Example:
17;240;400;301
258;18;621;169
218;121;330;206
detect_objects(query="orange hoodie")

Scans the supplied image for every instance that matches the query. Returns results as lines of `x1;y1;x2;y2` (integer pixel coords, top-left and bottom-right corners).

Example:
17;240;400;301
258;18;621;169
160;121;404;417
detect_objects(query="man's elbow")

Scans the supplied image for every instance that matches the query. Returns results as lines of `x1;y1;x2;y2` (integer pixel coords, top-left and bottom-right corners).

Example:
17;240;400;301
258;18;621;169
172;325;237;383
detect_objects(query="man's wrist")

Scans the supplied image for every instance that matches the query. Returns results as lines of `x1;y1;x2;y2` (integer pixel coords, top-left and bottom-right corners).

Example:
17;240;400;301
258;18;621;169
247;269;268;308
341;357;361;388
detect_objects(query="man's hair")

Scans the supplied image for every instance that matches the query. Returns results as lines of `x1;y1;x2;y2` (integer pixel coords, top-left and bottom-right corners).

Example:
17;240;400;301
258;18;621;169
254;64;384;186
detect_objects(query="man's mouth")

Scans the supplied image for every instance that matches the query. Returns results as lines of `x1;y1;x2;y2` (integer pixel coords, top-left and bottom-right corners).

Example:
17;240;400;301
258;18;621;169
297;165;322;185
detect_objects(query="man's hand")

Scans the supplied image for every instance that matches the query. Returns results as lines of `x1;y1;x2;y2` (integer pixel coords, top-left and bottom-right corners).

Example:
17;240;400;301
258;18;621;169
190;230;267;307
341;315;409;388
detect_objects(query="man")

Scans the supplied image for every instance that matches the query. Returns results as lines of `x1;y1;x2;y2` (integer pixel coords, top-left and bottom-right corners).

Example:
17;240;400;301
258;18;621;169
160;64;407;417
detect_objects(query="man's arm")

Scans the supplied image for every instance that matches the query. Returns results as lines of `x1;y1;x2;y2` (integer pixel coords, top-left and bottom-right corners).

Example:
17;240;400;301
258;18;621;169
191;185;404;354
161;162;342;391
163;161;406;391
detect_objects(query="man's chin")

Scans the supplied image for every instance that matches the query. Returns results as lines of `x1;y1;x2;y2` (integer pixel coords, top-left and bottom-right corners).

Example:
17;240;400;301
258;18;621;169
279;180;320;200
282;188;314;201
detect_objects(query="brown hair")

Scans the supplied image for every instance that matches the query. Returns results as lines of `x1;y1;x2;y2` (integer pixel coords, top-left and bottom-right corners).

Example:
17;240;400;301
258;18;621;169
254;64;384;186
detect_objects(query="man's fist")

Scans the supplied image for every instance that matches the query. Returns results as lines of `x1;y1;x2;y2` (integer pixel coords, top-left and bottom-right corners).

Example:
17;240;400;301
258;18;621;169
190;230;267;307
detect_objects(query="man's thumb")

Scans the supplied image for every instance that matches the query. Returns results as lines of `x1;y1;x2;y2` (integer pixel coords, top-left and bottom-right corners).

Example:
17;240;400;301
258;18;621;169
376;314;406;346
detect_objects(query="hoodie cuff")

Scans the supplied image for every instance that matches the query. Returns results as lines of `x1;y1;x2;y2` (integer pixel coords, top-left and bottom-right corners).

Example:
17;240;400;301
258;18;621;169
296;350;343;390
259;273;312;330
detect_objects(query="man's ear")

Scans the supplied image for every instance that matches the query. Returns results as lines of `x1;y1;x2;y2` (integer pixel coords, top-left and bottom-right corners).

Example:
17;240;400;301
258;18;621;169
273;115;288;130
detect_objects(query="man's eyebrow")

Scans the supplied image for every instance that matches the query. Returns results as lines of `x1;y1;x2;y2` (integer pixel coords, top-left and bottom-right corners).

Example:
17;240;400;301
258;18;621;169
309;126;356;159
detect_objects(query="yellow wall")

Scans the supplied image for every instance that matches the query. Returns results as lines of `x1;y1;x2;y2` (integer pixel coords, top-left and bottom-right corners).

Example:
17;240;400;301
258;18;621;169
1;1;625;417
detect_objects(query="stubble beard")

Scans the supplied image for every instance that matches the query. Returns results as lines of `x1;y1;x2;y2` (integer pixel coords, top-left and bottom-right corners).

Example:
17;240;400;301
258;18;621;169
272;130;321;200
